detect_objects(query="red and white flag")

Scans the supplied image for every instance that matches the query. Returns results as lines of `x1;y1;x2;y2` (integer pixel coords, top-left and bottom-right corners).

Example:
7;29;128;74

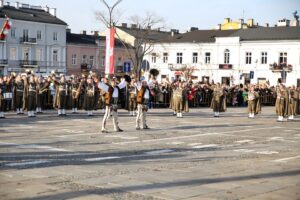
0;17;12;40
105;28;115;75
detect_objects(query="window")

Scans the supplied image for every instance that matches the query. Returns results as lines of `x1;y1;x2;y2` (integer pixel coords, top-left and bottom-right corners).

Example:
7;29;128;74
224;49;230;64
53;32;58;41
245;52;252;64
23;47;30;60
163;53;168;63
11;28;16;38
82;55;87;63
72;54;77;65
261;52;267;64
192;52;198;63
102;56;105;67
117;57;122;66
10;47;17;60
205;52;211;64
37;30;42;40
23;29;28;40
177;52;183;64
36;49;42;61
53;50;58;62
279;52;287;64
90;56;94;66
151;53;157;63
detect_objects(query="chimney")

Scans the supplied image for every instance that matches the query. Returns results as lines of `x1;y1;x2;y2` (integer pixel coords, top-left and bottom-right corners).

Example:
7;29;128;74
81;30;86;35
92;31;99;36
216;24;221;30
121;23;127;28
238;19;244;29
131;24;137;29
44;6;50;13
189;27;199;32
0;0;3;7
224;18;231;24
247;19;254;27
66;28;71;33
15;2;19;9
265;23;269;27
50;8;57;17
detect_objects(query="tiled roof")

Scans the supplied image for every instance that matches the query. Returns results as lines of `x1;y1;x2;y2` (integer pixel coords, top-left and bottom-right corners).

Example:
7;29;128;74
0;5;67;25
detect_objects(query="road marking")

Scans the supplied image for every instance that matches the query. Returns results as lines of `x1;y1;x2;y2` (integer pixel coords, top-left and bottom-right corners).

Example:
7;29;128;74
105;135;138;140
192;144;218;149
235;140;254;144
273;156;300;163
0;141;70;152
145;149;174;155
188;143;202;146
268;137;284;141
234;149;256;153
168;142;185;145
58;132;100;138
256;151;279;155
6;160;50;167
85;157;121;162
112;127;281;145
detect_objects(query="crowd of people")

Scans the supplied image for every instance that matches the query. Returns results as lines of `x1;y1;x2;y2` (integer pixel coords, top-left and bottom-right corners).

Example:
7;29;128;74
0;71;299;126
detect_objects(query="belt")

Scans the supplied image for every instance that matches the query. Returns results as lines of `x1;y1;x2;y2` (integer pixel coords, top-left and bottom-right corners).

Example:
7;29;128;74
17;89;23;92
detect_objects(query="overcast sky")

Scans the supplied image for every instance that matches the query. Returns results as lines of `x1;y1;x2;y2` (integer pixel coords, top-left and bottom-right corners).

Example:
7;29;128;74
6;0;300;33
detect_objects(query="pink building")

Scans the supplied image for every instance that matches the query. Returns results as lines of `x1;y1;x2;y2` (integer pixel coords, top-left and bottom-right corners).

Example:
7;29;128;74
66;30;134;76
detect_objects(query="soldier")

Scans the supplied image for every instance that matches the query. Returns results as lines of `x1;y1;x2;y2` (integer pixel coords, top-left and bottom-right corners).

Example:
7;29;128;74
288;85;298;120
23;75;37;117
247;85;261;118
83;75;95;116
172;82;188;118
136;80;150;130
210;83;226;117
98;77;127;133
128;78;137;116
36;76;48;113
70;75;80;114
276;84;288;122
0;76;5;118
13;74;25;114
53;74;68;116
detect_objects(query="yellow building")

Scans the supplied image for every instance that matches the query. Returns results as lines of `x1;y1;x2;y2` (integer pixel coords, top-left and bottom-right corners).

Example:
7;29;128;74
216;18;257;30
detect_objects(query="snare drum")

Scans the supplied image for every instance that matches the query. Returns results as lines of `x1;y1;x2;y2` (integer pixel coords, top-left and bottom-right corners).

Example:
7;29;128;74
3;93;13;99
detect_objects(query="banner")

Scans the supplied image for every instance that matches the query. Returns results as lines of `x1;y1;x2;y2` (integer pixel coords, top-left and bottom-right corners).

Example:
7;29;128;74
0;17;12;40
105;28;115;75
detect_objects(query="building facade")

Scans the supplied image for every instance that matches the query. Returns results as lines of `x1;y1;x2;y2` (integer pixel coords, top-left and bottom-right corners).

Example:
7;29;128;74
66;30;135;76
144;26;300;86
0;1;67;76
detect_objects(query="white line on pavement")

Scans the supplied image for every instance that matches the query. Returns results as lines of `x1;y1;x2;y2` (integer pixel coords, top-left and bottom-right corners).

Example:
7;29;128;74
145;149;174;155
235;140;255;144
273;156;300;163
192;144;218;149
0;141;71;152
5;160;50;167
112;127;281;145
85;157;121;162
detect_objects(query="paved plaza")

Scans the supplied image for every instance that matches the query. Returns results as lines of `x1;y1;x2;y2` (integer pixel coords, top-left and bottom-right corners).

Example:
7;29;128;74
0;107;299;200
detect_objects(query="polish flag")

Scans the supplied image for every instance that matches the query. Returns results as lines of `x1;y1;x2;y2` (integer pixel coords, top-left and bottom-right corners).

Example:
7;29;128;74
105;28;115;75
0;17;12;40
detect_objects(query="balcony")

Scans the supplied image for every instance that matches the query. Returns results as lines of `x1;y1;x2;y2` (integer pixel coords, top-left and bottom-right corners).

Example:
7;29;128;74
20;37;37;44
219;64;233;69
20;60;38;67
0;59;8;66
269;63;293;72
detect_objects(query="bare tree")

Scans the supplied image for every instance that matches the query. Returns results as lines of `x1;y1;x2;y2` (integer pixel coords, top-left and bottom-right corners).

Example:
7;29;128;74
115;12;166;78
95;0;123;28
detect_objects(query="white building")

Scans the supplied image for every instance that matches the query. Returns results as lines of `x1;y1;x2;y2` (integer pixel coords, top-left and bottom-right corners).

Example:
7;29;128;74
144;26;300;86
0;1;67;76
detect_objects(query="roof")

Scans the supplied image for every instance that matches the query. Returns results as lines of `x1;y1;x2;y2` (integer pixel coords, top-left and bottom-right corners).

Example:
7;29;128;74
159;26;300;43
116;26;178;41
67;32;133;48
230;26;300;41
0;5;67;26
161;29;237;43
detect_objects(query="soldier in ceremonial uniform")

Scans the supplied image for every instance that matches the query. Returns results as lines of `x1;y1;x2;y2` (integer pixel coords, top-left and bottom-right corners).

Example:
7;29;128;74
128;78;137;116
210;83;226;117
172;82;189;118
70;76;80;114
136;80;150;130
247;85;261;118
53;74;68;116
23;75;37;117
36;76;48;113
13;74;25;114
83;75;96;116
98;77;127;133
275;84;288;122
287;86;298;120
0;76;5;118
